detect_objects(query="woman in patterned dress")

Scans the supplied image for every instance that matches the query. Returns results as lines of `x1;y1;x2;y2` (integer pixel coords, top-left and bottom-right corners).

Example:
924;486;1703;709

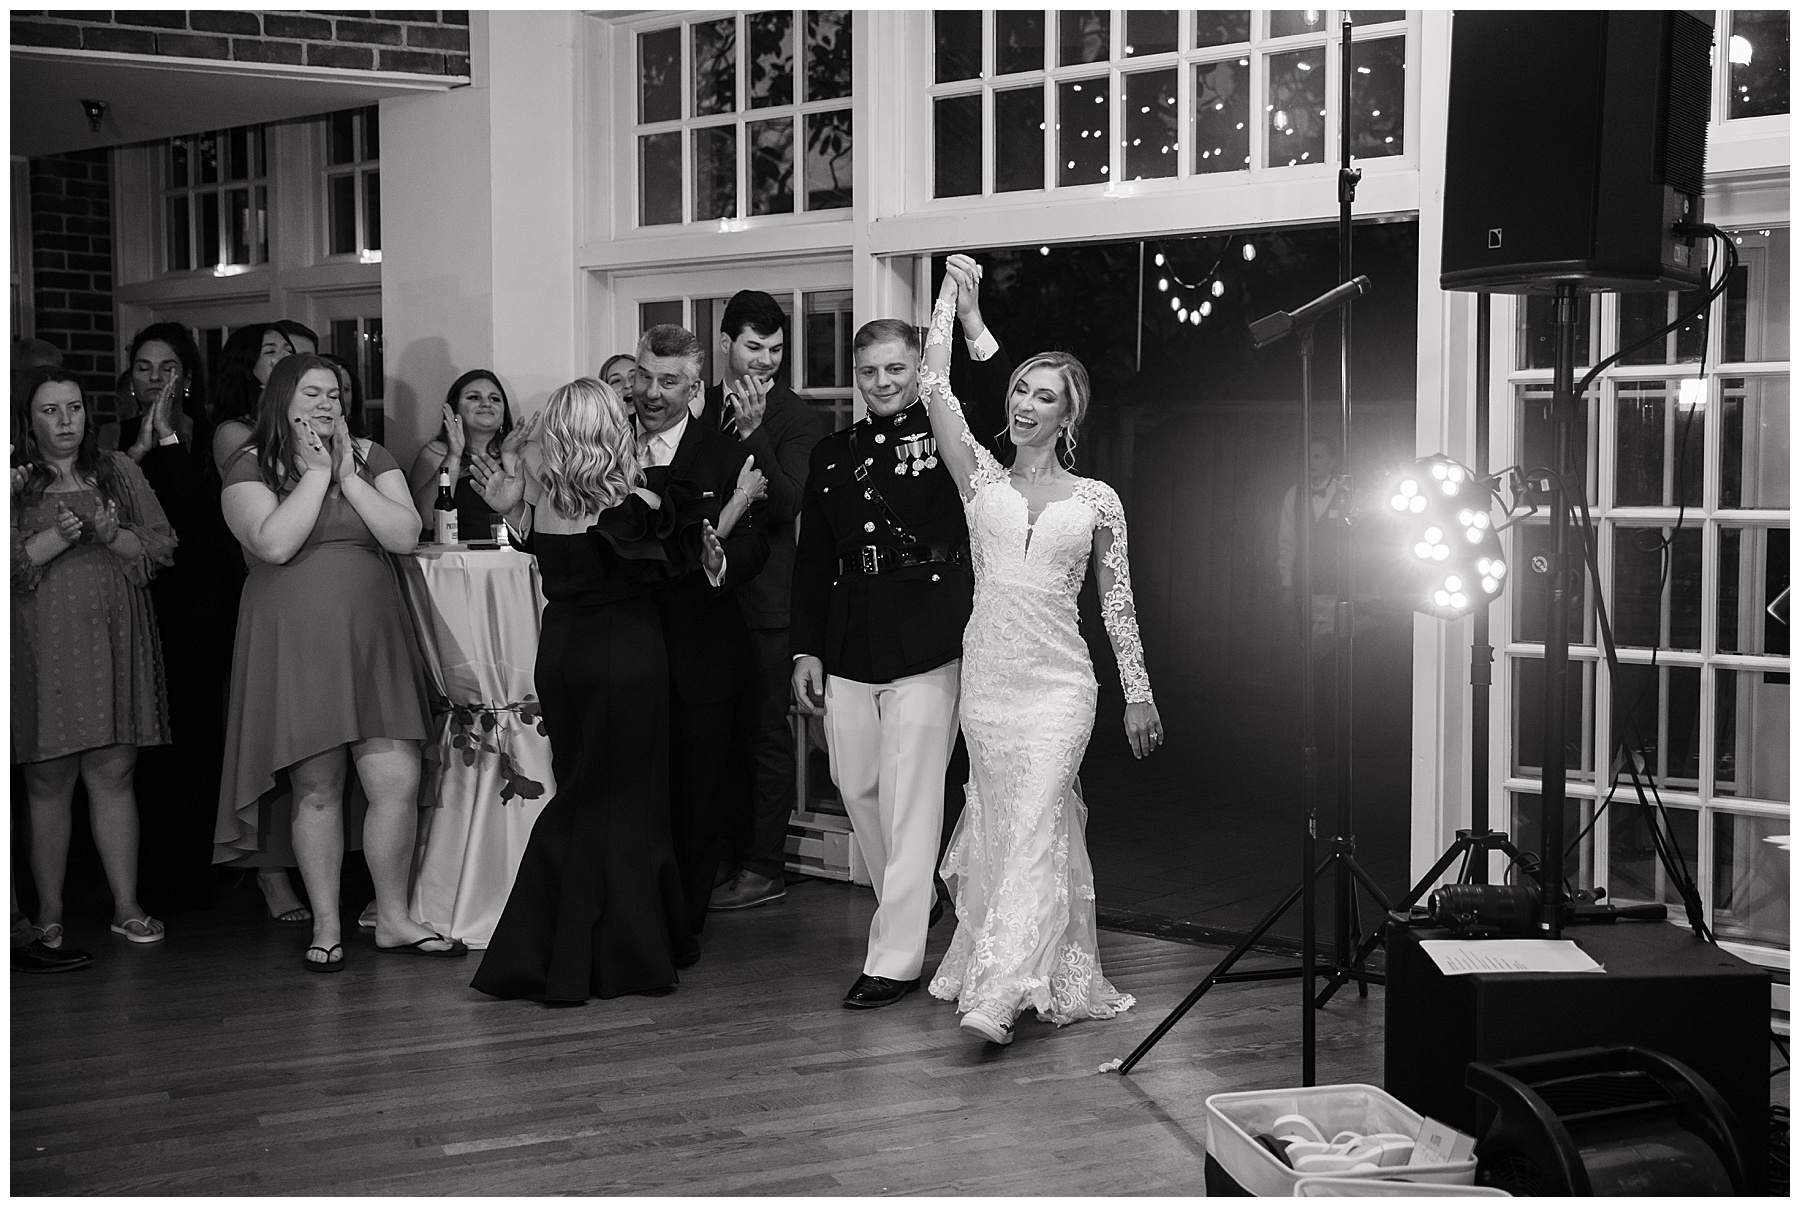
12;367;176;946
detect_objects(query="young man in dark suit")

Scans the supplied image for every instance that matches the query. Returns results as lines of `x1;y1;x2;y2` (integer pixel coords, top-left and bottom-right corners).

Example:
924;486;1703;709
631;324;771;938
696;292;827;913
789;311;1005;1009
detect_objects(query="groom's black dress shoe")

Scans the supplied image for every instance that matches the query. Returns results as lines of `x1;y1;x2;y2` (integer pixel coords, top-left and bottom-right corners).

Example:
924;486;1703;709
842;974;921;1009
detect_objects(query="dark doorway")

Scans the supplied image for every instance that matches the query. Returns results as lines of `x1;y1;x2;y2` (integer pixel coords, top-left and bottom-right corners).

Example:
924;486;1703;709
937;219;1419;947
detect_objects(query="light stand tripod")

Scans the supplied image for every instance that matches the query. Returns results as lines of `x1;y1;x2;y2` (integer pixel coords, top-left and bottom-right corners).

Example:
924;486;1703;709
1117;18;1387;1085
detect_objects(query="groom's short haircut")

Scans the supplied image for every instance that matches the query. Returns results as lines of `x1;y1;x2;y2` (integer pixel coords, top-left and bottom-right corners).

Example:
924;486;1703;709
639;323;703;367
853;318;919;357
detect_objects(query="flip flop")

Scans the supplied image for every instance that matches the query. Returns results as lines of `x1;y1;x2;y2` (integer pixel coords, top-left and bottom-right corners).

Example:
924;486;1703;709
266;906;313;927
303;943;345;973
109;916;165;944
376;934;468;959
34;923;64;950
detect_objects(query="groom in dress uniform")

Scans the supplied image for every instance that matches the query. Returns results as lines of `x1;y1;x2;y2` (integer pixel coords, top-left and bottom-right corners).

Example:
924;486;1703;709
630;324;771;938
789;307;1008;1009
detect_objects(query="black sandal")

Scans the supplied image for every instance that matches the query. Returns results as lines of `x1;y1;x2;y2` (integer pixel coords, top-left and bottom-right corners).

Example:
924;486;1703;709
303;943;345;973
376;934;468;959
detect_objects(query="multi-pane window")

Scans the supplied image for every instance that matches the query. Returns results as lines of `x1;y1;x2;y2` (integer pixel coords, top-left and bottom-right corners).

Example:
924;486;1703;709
1502;226;1791;961
635;12;854;228
633;287;853;429
1726;9;1789;119
331;316;386;440
325;107;381;260
928;9;1409;199
162;126;268;273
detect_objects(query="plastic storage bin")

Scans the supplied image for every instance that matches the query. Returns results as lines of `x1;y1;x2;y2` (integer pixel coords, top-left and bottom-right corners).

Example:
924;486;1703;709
1205;1083;1479;1196
1293;1176;1510;1196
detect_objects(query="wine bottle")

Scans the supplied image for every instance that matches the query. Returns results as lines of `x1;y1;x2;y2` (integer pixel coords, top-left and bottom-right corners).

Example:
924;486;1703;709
434;464;459;544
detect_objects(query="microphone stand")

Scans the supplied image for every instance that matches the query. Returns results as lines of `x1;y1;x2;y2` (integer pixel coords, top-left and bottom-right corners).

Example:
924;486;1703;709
1117;19;1390;1083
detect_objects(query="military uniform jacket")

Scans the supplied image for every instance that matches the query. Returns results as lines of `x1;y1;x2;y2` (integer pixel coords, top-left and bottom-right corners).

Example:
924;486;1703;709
789;344;1012;684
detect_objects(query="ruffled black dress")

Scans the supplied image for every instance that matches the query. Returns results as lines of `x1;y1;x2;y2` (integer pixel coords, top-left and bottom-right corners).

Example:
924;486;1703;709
472;486;705;1002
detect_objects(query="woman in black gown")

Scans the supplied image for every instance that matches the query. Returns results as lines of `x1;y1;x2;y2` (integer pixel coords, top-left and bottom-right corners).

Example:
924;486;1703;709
469;377;763;1002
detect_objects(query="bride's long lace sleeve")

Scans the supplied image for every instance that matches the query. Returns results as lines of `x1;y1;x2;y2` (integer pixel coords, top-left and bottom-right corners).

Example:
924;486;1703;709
920;297;1006;496
1089;484;1155;705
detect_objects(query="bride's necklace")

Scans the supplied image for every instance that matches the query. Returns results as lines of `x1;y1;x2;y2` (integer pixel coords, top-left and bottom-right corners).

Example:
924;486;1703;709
1011;461;1061;485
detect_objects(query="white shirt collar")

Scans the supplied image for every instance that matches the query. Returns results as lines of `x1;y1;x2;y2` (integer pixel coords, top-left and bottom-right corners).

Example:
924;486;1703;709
638;411;689;466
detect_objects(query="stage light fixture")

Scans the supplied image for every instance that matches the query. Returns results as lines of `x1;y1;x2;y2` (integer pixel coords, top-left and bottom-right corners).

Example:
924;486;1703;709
1384;454;1506;621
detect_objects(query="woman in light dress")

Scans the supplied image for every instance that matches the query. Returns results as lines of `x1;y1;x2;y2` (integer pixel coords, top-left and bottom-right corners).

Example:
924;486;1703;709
918;256;1165;1046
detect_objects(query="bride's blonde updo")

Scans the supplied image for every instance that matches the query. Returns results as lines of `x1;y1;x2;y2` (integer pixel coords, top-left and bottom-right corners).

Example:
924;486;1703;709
536;377;643;520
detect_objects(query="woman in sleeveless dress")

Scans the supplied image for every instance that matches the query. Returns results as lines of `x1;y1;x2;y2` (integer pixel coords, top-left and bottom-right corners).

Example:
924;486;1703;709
918;258;1167;1046
214;354;457;972
468;378;763;1002
405;369;514;539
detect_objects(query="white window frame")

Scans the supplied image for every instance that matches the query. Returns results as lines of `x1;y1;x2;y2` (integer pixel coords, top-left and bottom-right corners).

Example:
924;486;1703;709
597;257;855;427
618;9;856;234
1490;218;1791;972
914;10;1416;212
321;106;382;264
158;123;271;277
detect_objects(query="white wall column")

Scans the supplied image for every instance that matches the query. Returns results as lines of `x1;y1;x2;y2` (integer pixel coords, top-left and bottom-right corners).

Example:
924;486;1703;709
380;10;579;467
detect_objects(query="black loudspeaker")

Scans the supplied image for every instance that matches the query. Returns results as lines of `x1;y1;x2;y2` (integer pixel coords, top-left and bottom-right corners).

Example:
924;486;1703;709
1384;922;1771;1193
1440;10;1712;293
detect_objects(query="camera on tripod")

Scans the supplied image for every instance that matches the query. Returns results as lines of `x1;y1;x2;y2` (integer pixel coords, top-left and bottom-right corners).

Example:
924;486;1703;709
1427;883;1668;937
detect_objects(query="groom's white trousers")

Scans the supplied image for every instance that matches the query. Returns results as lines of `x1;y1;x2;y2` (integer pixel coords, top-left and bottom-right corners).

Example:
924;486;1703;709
823;661;961;982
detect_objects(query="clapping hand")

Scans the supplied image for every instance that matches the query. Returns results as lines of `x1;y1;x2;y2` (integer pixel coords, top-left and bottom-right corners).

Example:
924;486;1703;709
700;520;725;578
12;461;31;496
52;502;83;545
90;498;121;547
734;454;767;503
729;374;771;436
292;416;332;474
1124;701;1164;760
477;410;540;515
441;403;466;458
150;375;182;441
329;415;357;483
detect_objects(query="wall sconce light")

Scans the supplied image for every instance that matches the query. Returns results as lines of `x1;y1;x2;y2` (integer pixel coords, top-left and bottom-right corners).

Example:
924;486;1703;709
80;99;108;133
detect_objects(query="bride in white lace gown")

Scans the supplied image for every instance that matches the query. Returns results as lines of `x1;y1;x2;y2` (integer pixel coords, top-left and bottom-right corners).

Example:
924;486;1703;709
919;257;1165;1046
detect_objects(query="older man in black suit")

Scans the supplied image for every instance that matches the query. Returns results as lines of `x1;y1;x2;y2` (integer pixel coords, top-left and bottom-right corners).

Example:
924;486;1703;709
631;324;770;937
697;292;827;913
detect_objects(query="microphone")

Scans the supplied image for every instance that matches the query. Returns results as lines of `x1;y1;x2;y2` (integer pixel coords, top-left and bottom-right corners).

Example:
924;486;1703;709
1248;275;1373;348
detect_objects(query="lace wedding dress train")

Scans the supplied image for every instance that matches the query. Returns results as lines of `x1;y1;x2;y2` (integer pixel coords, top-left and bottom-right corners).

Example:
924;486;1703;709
920;302;1154;1028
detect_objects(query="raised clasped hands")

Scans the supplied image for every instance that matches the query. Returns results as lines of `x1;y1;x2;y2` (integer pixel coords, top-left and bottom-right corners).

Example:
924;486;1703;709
944;253;985;333
1124;701;1164;760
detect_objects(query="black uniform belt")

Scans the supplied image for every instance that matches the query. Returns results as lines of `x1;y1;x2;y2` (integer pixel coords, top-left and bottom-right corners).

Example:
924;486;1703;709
839;544;966;577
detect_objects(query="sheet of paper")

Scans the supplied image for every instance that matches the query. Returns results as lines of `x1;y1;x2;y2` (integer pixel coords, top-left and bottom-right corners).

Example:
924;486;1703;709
1411;1116;1476;1165
1418;938;1605;976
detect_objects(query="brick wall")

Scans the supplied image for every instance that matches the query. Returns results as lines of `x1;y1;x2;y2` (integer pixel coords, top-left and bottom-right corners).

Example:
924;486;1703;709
28;151;117;411
11;10;472;77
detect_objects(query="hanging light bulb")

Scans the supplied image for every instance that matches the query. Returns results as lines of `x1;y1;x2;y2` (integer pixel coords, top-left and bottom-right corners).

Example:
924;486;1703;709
1158;277;1169;292
1242;242;1257;261
1177;307;1189;323
1199;300;1212;317
1189;310;1201;326
1154;252;1165;266
1211;280;1225;297
1169;296;1181;312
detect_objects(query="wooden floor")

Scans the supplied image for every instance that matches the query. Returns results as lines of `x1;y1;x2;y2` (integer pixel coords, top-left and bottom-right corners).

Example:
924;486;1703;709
12;876;1386;1196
